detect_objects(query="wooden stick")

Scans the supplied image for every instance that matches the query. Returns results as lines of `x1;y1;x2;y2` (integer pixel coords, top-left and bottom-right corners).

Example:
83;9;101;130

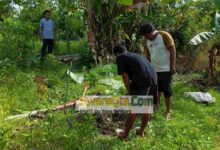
5;101;76;121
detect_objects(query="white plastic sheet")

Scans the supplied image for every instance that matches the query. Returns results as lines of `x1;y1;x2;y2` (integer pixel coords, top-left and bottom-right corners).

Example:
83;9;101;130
184;92;216;104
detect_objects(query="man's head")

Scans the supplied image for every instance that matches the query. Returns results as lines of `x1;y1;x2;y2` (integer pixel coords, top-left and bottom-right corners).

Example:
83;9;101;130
43;10;51;20
114;45;127;57
139;23;157;41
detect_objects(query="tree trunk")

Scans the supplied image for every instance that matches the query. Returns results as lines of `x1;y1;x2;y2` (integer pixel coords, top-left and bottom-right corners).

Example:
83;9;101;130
86;0;151;64
87;0;98;64
208;46;217;85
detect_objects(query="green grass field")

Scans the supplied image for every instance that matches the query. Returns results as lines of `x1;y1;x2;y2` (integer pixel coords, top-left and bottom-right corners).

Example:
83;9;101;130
0;57;220;150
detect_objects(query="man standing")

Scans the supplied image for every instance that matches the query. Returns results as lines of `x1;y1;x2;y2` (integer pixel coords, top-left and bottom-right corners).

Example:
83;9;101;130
39;10;55;60
114;45;157;139
139;23;176;119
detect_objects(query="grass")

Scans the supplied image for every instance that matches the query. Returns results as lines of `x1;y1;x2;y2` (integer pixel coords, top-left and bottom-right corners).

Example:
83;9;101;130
0;57;220;150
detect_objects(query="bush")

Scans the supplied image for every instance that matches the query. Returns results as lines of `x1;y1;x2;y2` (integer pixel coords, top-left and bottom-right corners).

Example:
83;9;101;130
0;19;38;68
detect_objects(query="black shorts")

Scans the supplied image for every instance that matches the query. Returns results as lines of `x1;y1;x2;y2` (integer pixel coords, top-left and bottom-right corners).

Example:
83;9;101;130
130;85;158;105
41;39;54;55
157;72;172;98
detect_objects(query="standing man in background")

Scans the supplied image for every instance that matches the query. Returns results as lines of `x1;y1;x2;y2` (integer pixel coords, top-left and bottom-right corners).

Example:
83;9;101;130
139;23;176;119
39;10;55;60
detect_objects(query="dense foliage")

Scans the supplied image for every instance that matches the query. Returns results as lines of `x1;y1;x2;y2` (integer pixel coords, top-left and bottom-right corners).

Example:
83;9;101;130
0;0;220;149
0;58;220;149
0;0;215;65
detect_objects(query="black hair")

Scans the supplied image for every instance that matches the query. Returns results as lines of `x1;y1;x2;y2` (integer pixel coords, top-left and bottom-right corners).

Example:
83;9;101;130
139;22;156;35
113;45;127;55
43;10;51;15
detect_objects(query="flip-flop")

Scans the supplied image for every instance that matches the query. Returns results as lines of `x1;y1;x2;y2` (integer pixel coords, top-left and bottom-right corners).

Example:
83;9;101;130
135;127;145;137
164;112;171;120
115;129;128;140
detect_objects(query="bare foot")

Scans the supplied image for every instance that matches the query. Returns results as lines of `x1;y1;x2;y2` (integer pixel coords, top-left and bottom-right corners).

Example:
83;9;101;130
164;112;171;120
154;104;160;111
156;103;160;109
135;127;145;137
116;129;128;140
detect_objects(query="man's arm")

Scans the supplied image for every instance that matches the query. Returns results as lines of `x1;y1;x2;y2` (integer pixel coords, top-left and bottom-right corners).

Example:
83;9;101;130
53;28;56;44
168;45;176;74
39;27;43;41
121;73;131;95
39;19;43;41
53;22;56;44
161;31;176;74
53;28;56;39
142;37;151;62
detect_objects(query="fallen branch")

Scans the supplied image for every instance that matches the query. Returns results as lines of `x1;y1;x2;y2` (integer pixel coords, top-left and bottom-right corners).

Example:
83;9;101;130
5;101;76;121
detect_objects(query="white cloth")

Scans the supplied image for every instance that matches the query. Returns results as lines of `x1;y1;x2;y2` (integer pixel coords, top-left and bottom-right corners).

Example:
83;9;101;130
184;92;215;104
147;34;170;72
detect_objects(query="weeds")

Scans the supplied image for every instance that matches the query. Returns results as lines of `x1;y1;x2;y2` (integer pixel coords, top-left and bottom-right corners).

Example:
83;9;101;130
0;57;220;149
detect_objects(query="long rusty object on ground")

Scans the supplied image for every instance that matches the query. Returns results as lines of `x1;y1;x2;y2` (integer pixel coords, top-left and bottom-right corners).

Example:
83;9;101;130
5;101;77;121
5;85;89;121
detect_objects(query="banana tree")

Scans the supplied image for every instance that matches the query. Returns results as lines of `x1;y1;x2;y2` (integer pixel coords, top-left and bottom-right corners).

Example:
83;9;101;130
85;0;150;64
86;0;124;64
189;0;220;85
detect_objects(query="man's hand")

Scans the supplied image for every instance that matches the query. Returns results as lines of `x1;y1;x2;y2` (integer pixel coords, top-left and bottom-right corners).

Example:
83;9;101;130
125;92;130;95
39;27;43;42
121;73;131;95
39;35;43;42
170;66;176;74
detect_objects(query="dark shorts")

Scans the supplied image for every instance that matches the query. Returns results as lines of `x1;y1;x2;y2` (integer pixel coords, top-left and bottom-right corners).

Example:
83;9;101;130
157;72;172;98
41;39;54;58
130;85;158;105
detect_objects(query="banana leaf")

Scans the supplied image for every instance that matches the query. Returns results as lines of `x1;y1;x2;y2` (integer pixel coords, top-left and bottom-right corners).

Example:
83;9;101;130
98;78;123;90
189;32;214;46
67;70;84;84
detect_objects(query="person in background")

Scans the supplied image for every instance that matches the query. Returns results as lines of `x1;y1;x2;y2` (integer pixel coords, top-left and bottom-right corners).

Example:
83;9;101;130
39;10;55;60
139;22;176;119
114;45;157;139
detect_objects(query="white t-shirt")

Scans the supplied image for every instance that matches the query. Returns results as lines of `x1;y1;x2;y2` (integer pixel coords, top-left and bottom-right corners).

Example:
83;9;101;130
147;33;170;72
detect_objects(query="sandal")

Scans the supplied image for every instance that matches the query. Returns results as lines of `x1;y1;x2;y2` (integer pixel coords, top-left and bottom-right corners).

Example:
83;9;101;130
135;127;145;137
115;129;128;140
164;112;171;120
